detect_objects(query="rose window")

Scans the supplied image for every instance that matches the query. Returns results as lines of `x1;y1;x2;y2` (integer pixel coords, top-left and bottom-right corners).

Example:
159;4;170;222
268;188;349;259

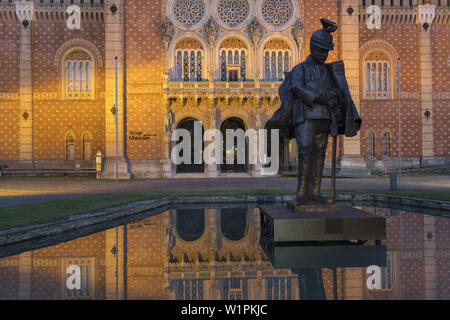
173;0;206;27
261;0;293;27
218;0;250;27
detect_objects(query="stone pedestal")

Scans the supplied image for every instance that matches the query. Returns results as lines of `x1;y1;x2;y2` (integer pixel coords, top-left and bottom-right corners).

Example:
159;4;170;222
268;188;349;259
206;162;219;178
101;157;131;180
160;158;174;178
259;205;386;242
251;163;263;177
287;201;343;213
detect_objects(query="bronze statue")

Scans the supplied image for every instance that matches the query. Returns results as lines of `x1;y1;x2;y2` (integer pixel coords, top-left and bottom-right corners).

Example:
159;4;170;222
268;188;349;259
270;18;362;207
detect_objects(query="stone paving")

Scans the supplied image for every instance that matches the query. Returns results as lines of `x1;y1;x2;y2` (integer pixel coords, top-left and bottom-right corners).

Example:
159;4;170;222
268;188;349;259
0;175;449;208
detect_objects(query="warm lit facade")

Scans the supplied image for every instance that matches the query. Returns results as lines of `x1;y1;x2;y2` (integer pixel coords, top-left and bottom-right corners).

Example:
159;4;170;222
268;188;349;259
0;0;448;178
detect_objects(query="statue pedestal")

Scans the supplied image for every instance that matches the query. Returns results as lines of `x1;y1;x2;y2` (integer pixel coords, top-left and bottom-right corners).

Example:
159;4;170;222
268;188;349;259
287;201;344;213
259;205;386;242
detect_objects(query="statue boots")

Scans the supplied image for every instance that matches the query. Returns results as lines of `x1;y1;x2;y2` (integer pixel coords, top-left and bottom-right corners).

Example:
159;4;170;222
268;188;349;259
311;138;333;204
292;152;314;205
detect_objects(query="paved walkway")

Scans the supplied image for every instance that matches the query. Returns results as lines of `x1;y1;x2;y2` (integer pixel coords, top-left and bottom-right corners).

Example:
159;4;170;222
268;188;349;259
0;175;449;207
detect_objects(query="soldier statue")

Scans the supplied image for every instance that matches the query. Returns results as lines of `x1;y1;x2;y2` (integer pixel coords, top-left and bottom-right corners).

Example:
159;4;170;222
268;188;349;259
270;18;362;207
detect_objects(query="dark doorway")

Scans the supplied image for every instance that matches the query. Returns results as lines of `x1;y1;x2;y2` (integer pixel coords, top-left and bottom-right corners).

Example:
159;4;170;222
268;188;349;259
220;208;247;241
176;209;205;242
176;118;205;174
220;117;248;173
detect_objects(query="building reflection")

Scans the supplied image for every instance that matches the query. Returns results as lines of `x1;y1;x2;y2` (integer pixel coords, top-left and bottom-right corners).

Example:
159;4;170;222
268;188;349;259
0;207;448;300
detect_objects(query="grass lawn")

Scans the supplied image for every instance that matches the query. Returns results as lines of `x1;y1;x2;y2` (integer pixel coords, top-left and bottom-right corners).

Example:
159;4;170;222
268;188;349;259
0;189;448;231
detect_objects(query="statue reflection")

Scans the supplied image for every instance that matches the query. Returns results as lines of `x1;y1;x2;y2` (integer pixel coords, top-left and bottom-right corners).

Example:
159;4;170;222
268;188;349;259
260;237;387;300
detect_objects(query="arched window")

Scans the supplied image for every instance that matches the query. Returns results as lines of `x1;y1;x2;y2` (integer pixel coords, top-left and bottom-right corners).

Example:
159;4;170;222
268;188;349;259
263;40;291;81
83;134;91;160
368;132;375;158
66;135;75;160
383;132;390;157
219;38;247;81
363;50;392;100
64;50;94;100
175;39;203;81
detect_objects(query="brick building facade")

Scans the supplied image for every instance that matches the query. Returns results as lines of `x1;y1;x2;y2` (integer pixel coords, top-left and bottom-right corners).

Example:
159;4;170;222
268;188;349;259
0;0;448;178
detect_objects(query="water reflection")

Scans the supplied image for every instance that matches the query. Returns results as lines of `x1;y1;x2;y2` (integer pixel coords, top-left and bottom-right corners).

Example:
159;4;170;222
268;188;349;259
0;206;448;300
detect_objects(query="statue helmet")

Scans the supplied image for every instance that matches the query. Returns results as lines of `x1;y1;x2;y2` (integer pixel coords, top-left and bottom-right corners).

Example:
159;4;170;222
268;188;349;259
310;18;338;51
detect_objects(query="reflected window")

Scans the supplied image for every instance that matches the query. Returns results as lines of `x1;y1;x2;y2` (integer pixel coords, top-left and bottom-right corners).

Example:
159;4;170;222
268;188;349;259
176;209;205;241
221;278;248;300
380;252;394;290
266;277;293;300
170;279;204;300
220;207;247;241
63;258;95;300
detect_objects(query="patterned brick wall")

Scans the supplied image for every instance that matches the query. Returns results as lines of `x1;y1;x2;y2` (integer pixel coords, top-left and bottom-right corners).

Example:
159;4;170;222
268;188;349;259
0;21;20;161
360;101;422;158
0;101;20;161
359;24;421;158
303;0;339;62
0;263;19;300
0;21;20;92
431;24;450;157
32;20;105;161
125;0;165;161
126;213;166;299
31;232;106;300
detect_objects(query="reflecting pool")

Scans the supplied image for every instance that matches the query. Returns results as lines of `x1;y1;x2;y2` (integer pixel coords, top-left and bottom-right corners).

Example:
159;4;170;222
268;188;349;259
0;204;448;300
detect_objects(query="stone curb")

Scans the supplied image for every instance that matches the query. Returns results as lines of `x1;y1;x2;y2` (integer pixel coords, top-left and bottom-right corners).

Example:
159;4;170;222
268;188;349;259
0;193;448;248
0;198;171;246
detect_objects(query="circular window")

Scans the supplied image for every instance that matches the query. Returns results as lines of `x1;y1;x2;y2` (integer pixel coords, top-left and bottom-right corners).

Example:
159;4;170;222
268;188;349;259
218;0;250;27
256;0;297;31
261;0;293;27
173;0;206;28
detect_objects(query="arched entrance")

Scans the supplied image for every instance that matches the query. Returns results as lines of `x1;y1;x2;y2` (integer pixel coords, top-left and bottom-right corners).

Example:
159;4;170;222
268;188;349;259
220;207;248;241
176;208;205;242
175;118;205;174
220;117;248;173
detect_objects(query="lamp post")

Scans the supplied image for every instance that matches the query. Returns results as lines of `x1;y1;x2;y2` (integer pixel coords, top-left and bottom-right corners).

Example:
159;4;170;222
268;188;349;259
397;58;401;189
115;56;119;192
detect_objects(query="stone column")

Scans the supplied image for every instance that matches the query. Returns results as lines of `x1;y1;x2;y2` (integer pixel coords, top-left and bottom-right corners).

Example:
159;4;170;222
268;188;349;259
205;100;220;177
339;0;366;170
250;111;263;177
343;268;364;299
423;215;437;299
161;131;174;178
18;10;33;167
105;226;126;300
102;0;131;179
418;23;435;165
